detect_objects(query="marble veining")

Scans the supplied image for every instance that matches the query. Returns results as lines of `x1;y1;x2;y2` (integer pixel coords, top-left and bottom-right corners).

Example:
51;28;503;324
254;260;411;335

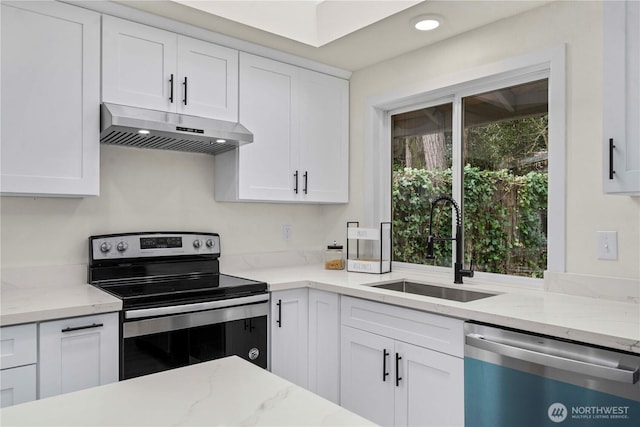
222;263;640;355
1;258;639;355
0;357;375;426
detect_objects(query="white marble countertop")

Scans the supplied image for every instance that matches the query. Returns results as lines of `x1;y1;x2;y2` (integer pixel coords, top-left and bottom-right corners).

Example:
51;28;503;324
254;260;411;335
1;261;638;355
0;356;375;426
0;264;121;326
222;262;640;355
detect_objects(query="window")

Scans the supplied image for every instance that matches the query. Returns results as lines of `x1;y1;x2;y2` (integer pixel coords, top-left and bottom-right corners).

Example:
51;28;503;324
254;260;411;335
462;80;548;277
392;102;454;268
366;46;565;281
391;77;552;279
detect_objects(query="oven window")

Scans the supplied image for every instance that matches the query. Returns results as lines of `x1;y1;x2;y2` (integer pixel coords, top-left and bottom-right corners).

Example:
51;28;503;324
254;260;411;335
122;315;267;380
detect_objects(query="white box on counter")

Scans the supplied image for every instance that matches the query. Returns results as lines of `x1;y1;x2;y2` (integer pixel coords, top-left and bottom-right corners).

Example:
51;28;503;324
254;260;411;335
347;227;381;240
347;259;392;274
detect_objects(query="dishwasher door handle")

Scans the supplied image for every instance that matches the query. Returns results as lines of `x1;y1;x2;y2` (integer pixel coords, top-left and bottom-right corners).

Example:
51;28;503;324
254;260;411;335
466;333;639;384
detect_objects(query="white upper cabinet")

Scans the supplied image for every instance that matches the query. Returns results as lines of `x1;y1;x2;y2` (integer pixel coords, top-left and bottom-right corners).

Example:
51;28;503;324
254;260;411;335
102;15;176;113
603;0;640;195
215;52;349;203
0;1;100;197
298;69;349;203
102;15;238;121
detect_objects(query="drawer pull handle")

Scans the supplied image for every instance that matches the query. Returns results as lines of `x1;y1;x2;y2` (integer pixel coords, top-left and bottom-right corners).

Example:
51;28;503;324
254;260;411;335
61;323;103;333
382;349;389;382
276;299;282;327
609;138;616;180
169;74;174;103
303;171;308;194
183;76;188;106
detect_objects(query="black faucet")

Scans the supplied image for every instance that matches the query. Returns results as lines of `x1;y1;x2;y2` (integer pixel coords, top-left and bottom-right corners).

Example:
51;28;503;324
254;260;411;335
426;195;474;284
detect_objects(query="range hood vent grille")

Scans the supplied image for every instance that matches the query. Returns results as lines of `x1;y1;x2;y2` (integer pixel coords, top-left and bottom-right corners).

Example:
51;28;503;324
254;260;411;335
101;130;237;155
100;103;253;155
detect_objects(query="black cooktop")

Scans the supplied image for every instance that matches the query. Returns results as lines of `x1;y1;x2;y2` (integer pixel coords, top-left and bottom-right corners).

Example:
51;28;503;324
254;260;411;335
96;273;267;310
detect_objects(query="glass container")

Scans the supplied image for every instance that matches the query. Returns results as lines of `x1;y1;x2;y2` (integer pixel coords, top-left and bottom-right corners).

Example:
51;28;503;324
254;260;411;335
324;241;344;270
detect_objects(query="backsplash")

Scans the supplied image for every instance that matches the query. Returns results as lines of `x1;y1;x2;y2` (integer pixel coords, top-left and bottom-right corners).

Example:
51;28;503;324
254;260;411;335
0;144;333;268
545;271;640;304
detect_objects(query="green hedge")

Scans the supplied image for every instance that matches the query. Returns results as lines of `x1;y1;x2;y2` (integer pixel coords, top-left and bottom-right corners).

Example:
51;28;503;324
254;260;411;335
392;166;547;278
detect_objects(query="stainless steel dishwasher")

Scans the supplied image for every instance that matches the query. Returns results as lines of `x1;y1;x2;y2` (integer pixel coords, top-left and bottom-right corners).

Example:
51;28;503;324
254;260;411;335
464;322;640;427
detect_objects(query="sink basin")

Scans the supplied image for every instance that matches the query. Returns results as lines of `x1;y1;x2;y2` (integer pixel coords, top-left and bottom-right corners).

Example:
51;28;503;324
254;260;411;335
372;281;497;302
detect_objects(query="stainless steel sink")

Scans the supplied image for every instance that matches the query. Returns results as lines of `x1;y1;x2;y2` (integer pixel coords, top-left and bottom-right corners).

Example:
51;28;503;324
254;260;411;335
372;281;497;302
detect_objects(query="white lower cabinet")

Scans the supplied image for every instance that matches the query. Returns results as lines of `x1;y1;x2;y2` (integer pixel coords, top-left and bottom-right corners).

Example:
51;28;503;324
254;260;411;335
0;324;37;408
394;341;464;427
340;296;464;427
308;289;340;403
39;313;119;399
341;326;396;426
0;365;37;408
270;288;309;388
270;288;340;403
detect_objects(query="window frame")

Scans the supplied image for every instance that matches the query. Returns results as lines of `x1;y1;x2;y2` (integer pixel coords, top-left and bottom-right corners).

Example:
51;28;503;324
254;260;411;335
364;45;566;285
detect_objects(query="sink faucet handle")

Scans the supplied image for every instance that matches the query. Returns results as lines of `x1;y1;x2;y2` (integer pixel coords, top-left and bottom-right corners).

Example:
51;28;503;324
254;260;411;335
426;235;435;259
462;258;475;278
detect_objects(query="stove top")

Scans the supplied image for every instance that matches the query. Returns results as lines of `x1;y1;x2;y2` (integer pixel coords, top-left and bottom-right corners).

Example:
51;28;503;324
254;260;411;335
97;273;267;310
88;232;267;311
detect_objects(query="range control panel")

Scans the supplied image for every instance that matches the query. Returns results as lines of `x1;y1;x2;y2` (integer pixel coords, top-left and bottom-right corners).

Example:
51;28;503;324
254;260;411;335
90;232;220;261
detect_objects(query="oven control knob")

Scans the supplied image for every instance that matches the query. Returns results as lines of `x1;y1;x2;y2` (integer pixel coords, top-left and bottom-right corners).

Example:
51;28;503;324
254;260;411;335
193;239;202;249
116;241;128;252
99;242;112;253
206;239;215;248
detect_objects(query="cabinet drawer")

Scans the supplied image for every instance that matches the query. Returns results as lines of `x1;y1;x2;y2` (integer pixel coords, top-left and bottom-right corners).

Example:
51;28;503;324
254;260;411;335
0;324;37;369
341;296;463;357
0;364;37;408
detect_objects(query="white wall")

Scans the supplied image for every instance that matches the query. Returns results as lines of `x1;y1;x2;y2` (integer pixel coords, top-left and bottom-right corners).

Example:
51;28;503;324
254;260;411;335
323;0;640;280
0;145;329;267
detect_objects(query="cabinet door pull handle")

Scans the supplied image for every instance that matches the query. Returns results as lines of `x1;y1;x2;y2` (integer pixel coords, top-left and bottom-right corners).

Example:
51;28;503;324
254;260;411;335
61;323;103;333
276;299;282;327
395;353;402;386
382;349;389;382
183;76;188;106
169;74;174;103
609;138;616;180
293;171;299;194
303;171;308;194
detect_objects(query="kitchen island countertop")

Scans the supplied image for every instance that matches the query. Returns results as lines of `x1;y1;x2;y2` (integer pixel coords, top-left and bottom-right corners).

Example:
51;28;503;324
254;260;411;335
0;356;375;426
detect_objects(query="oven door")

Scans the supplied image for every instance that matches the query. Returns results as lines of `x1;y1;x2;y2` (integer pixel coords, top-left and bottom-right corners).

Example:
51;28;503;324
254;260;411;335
120;295;268;380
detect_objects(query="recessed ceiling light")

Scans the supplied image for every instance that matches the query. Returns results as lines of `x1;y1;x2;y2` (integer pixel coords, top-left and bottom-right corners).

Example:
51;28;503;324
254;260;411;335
412;15;441;31
138;129;150;135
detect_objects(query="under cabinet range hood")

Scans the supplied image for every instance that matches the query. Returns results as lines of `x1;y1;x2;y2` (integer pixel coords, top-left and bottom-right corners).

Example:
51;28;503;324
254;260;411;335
100;103;253;155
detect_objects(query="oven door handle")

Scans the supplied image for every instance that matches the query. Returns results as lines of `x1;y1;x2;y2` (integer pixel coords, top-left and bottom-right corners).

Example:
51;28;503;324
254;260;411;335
125;294;269;319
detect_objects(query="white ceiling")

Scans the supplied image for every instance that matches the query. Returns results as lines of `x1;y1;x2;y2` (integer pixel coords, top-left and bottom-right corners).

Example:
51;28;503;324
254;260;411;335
171;0;423;47
118;0;552;71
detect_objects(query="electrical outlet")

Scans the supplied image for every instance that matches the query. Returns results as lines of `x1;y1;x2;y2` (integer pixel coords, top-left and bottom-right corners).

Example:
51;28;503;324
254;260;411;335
596;231;618;260
282;224;292;241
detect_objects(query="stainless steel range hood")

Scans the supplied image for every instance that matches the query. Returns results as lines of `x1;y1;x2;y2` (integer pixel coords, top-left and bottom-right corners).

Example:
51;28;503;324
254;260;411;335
100;103;253;155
